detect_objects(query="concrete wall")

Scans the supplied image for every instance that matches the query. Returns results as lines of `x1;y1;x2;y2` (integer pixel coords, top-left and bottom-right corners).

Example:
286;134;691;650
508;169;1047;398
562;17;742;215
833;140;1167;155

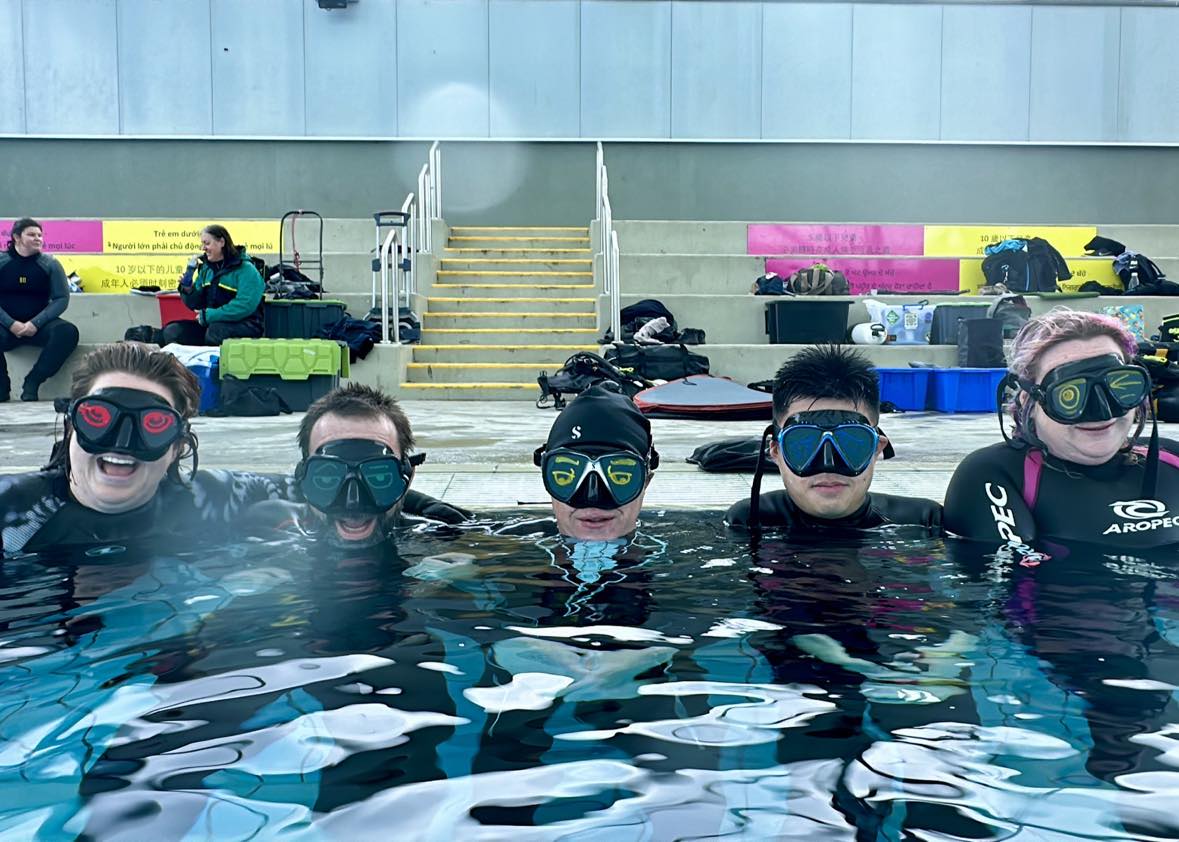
4;1;1177;143
6;139;1179;226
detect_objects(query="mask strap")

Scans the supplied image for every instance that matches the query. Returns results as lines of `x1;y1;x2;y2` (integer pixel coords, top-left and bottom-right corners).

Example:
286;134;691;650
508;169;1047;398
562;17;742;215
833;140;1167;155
748;424;775;529
996;372;1018;444
1143;401;1160;500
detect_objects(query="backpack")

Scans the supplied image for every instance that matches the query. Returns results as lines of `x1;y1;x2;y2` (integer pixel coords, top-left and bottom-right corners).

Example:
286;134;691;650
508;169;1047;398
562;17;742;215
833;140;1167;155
618;299;678;343
982;239;1068;293
1114;252;1177;295
318;317;381;362
752;273;787;295
1158;314;1179;344
786;263;849;295
605;343;710;381
687;438;763;473
987;294;1032;339
206;375;293;417
536;351;651;409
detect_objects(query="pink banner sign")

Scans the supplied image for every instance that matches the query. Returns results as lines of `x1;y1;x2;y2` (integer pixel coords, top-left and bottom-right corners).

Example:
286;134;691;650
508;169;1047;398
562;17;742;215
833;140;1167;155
765;257;961;295
748;224;925;256
0;219;104;253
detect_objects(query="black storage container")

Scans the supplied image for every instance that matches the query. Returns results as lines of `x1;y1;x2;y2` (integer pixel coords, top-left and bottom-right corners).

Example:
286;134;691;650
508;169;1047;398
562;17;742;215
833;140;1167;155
238;373;339;411
929;303;990;345
765;300;851;344
264;299;347;339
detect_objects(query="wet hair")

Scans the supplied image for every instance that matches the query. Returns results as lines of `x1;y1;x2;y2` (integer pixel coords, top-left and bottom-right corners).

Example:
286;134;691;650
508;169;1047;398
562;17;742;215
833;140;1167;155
771;344;881;425
298;382;415;459
7;217;41;250
1007;308;1143;441
201;224;239;259
48;343;201;477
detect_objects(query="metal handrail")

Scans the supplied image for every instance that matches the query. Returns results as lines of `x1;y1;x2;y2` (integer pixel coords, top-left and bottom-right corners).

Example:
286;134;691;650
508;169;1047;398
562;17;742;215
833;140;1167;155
401;193;416;296
379;227;401;345
595;141;621;340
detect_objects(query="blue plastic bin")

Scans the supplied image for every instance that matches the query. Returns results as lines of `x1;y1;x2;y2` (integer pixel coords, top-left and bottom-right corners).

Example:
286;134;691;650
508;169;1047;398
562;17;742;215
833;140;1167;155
876;368;932;412
189;360;221;414
928;368;1007;413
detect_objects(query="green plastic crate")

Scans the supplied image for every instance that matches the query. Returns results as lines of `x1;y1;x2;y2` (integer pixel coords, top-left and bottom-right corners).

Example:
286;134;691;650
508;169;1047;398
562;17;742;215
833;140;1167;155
219;339;350;381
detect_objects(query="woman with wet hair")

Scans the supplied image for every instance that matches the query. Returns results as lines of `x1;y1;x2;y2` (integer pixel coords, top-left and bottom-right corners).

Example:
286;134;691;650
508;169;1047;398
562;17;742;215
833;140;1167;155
0;343;284;555
944;308;1179;547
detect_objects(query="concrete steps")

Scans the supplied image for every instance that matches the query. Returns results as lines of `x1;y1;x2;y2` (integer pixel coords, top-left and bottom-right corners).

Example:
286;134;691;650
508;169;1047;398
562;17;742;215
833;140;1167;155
412;345;595;364
427;296;595;314
406;362;559;384
398;382;538;400
422;312;596;330
432;283;595;298
406;225;601;396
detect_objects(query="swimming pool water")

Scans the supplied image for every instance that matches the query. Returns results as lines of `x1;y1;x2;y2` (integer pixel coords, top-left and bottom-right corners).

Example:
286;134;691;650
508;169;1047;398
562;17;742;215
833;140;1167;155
2;513;1178;840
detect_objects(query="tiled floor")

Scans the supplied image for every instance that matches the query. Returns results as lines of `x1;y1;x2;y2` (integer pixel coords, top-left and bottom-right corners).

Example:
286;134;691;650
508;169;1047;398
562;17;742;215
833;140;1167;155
0;399;1038;508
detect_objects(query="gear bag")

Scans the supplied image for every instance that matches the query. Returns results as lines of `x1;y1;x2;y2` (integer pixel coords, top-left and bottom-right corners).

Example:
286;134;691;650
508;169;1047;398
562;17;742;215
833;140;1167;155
605;343;710;381
687;438;763;473
786;263;850;295
536;351;651;409
957;317;1006;367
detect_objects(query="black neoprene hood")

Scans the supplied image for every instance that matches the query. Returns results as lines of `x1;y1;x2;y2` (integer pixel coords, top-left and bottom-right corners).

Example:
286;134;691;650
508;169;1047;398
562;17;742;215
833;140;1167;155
544;384;653;457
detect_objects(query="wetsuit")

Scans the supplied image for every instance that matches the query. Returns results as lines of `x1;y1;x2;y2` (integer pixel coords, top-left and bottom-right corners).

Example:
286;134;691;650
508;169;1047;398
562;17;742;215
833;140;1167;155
726;489;943;532
0;245;79;398
0;468;285;555
943;440;1179;548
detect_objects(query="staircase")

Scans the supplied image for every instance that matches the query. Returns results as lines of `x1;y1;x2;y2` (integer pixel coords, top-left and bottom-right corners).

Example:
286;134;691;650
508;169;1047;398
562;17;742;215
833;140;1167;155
402;226;599;399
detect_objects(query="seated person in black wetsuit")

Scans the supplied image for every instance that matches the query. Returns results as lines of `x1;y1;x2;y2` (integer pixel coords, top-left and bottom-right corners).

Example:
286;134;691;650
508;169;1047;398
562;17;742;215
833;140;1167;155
727;345;941;531
0;217;80;401
533;383;659;540
944;308;1179;548
244;383;468;548
0;343;285;555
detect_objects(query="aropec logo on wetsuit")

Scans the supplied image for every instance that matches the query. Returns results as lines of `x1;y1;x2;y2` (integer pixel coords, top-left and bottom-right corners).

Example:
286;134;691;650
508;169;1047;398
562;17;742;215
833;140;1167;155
1104;499;1176;535
984;483;1024;544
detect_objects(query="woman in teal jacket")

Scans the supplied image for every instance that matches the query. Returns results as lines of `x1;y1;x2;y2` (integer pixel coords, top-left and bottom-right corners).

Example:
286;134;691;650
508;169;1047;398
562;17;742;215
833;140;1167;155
161;224;265;346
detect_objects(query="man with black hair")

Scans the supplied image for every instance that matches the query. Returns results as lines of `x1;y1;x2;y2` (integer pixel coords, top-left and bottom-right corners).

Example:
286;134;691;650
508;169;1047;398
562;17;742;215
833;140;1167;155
0;218;79;401
534;383;659;540
727;345;941;531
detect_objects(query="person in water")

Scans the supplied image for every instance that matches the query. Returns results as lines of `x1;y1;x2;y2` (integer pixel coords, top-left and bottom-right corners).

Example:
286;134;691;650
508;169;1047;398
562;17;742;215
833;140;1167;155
727;344;942;531
533;383;659;540
944;308;1179;548
245;383;468;547
0;342;285;555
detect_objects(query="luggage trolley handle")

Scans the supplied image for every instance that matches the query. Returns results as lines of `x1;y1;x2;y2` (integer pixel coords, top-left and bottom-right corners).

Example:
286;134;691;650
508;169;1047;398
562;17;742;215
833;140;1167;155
374;209;417;272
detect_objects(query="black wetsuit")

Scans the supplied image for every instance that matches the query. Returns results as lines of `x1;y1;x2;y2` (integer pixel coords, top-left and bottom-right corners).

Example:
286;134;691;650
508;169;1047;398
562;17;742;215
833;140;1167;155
726;489;943;532
0;469;285;555
943;440;1179;548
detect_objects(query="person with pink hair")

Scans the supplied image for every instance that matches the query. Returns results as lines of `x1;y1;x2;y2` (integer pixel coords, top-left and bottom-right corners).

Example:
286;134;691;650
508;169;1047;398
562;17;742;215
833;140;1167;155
944;308;1179;547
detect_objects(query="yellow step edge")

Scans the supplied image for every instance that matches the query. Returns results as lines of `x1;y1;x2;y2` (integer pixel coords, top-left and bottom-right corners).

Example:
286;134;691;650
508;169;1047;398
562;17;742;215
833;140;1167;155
408;362;565;369
439;258;593;264
433;284;595;290
445;247;592;254
449;226;589;232
437;270;593;277
425;328;598;334
427;297;596;303
448;236;590;243
423;312;595;318
414;344;598;351
400;383;536;390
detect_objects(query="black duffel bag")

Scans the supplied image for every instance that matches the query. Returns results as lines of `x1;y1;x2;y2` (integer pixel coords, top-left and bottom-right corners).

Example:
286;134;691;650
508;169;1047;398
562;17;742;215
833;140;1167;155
605;343;710;381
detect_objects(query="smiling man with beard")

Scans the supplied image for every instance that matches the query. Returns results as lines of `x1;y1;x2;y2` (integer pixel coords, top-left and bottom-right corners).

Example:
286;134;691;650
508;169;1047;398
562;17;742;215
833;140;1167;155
245;383;467;548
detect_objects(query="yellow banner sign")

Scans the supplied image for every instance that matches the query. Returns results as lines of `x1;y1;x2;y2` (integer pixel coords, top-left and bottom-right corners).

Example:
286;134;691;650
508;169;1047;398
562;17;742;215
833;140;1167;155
926;226;1097;257
103;220;279;255
59;255;189;294
959;257;1120;293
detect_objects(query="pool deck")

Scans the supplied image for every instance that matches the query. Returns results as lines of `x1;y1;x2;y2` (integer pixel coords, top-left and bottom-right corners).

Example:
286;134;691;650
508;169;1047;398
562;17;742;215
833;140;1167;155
0;399;1048;509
